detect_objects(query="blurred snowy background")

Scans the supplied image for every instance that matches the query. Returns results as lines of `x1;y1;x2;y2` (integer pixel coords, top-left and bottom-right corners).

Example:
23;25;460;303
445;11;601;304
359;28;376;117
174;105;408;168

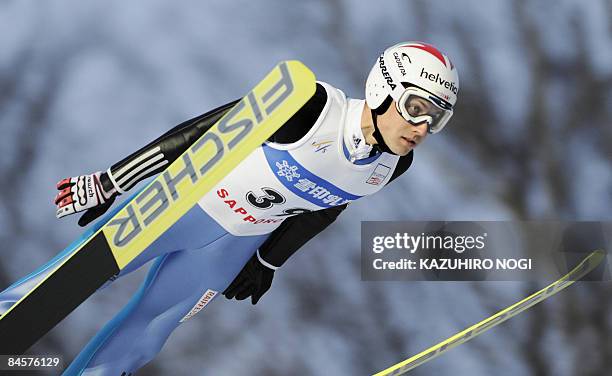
0;0;611;375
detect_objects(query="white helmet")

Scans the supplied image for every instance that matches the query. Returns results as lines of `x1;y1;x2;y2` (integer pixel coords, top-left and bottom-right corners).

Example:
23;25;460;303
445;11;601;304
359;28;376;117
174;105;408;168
365;41;459;133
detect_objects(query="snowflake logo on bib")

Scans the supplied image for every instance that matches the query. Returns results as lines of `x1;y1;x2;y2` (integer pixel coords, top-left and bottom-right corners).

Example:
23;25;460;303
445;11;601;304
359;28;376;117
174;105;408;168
275;160;300;182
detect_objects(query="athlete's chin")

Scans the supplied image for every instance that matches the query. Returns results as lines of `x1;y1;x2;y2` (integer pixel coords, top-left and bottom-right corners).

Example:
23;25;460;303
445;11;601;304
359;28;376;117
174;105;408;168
391;143;414;156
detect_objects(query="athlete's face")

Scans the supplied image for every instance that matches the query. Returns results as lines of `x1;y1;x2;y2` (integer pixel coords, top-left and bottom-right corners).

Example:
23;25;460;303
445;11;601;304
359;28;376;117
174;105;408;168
377;100;428;155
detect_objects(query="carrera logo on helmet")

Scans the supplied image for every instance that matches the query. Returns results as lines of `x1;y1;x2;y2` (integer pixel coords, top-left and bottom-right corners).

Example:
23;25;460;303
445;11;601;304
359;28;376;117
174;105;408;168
393;52;407;76
420;67;458;94
379;56;397;90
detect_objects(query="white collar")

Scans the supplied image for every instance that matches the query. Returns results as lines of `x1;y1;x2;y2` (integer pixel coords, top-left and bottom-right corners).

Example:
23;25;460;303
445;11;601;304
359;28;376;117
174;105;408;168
343;99;375;162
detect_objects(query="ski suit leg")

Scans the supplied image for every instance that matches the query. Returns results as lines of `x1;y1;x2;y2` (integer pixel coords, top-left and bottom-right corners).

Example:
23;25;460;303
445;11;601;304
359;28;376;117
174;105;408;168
63;209;268;376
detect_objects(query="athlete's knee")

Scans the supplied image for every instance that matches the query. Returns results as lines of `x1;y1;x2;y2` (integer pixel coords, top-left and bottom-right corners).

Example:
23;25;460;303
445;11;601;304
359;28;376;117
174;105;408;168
123;338;166;373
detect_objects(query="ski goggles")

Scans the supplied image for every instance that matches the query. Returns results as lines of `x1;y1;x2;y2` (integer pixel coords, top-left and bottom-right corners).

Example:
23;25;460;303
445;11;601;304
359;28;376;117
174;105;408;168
395;87;454;134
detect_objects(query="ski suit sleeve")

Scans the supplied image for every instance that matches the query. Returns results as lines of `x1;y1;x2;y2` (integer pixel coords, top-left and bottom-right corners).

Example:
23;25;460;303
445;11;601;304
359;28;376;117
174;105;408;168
257;150;414;267
99;83;328;194
257;203;348;267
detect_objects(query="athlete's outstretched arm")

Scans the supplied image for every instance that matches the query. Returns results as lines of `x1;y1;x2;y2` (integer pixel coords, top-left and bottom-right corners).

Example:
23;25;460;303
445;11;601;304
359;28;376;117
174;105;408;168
55;83;327;227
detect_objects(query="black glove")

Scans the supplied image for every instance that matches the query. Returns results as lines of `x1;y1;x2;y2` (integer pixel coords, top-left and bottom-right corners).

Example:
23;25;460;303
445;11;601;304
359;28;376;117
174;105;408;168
223;251;276;305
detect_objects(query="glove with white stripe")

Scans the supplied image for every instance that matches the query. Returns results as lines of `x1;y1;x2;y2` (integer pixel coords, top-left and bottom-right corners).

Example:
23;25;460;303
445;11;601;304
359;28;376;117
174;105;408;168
223;250;276;305
54;171;118;227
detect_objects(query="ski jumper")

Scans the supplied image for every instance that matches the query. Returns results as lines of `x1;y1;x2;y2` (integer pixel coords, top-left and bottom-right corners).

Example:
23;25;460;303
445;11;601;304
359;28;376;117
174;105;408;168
0;82;413;375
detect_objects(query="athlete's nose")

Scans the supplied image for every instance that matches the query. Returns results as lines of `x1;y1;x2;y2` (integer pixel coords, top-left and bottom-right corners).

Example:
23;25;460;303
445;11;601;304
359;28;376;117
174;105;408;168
411;121;429;137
